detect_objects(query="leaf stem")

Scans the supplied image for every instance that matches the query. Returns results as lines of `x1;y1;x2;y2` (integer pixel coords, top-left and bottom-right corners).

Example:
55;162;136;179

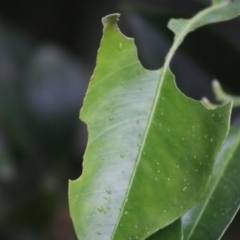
162;2;228;78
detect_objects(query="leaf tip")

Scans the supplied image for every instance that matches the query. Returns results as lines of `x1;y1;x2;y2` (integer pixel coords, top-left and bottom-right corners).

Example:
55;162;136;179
102;13;120;29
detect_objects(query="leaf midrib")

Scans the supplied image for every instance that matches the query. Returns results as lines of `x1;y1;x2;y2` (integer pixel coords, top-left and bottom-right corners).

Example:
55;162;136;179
111;2;229;239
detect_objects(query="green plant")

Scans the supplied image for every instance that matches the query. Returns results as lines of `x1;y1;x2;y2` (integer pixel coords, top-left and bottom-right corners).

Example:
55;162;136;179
68;1;240;239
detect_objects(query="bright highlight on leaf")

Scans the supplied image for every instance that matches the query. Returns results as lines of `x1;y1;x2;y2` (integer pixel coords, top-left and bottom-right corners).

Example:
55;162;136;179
69;1;240;239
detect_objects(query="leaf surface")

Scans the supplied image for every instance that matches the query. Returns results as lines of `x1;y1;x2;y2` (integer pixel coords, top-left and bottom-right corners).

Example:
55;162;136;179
182;128;240;240
147;219;182;240
68;2;240;239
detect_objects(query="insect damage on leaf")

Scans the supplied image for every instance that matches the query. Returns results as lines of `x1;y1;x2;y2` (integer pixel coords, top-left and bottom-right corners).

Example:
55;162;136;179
102;13;120;29
68;2;240;239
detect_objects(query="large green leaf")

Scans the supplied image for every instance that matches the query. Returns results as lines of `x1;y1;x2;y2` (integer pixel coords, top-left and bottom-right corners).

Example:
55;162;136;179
182;128;240;240
69;2;240;239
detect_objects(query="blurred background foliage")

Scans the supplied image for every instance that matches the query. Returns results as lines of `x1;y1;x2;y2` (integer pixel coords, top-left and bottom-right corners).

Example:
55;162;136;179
0;0;240;239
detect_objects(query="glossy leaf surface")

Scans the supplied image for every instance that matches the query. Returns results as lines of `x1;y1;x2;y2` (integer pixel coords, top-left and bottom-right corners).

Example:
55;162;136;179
182;128;240;240
69;1;240;239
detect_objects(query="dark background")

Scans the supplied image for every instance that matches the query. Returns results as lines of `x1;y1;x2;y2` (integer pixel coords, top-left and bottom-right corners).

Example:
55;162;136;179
0;0;240;239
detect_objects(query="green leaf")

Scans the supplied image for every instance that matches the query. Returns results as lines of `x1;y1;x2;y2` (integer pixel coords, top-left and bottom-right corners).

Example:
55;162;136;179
169;1;240;36
182;128;240;240
147;219;182;240
167;1;240;63
69;2;240;239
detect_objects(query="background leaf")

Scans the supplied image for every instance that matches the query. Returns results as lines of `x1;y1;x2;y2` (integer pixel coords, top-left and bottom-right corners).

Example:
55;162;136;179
147;219;182;240
182;128;240;240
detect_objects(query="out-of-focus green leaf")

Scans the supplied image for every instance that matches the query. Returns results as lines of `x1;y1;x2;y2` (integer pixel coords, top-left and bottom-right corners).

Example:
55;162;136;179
182;128;240;240
0;20;37;157
212;0;229;5
0;136;15;181
69;5;236;238
212;80;240;108
147;219;182;240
